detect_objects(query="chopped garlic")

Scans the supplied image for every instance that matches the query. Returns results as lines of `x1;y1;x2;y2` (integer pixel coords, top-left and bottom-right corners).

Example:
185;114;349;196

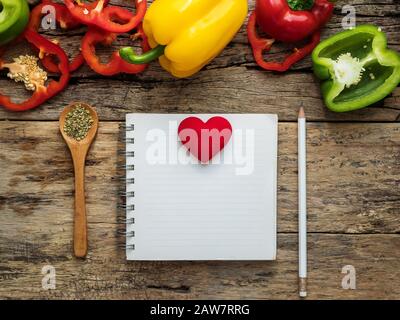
3;55;48;92
369;73;375;80
333;53;365;88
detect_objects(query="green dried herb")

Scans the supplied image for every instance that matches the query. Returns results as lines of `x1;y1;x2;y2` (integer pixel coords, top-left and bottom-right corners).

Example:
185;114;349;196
64;104;94;141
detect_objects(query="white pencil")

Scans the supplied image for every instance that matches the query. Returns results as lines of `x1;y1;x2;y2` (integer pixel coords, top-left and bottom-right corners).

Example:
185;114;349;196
298;107;307;298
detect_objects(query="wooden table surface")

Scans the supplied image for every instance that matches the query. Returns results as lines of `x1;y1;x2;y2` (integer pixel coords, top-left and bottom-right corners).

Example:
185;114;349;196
1;0;399;300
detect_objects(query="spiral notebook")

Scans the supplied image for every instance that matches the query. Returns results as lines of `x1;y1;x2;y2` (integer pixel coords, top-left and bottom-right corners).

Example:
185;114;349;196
125;114;278;261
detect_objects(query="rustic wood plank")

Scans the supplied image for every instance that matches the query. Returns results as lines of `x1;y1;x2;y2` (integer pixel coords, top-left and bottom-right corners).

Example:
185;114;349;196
0;68;399;122
1;0;399;300
1;121;399;235
1;122;400;299
1;233;399;299
1;0;399;121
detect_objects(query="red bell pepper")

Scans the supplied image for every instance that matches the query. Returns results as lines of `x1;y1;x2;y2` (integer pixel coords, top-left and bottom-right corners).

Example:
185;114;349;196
64;0;146;34
0;29;70;112
247;0;334;72
81;24;150;76
28;0;84;73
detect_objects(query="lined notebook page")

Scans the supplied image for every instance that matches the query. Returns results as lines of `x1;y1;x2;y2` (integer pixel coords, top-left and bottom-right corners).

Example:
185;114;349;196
126;114;277;261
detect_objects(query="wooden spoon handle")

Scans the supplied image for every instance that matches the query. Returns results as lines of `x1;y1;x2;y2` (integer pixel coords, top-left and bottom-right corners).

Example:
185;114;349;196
72;151;88;258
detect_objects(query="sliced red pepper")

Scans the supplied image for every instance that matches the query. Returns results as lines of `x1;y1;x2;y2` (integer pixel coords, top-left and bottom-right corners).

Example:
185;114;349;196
0;29;70;112
28;0;85;73
248;0;333;72
247;10;321;72
81;24;149;76
255;0;333;43
64;0;146;34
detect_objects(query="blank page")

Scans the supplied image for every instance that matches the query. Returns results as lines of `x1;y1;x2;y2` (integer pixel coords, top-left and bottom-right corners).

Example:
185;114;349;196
126;114;277;260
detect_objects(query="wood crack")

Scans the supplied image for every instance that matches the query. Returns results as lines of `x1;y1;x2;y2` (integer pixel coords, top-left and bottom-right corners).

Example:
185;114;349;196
146;284;191;293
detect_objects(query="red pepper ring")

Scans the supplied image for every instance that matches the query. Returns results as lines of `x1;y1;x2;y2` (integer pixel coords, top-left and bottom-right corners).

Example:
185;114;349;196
247;11;321;72
81;24;150;76
28;0;85;73
0;29;70;112
64;0;146;34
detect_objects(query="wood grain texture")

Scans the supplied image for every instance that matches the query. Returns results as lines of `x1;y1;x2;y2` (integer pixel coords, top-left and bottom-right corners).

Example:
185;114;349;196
0;0;399;121
1;122;399;299
1;233;400;299
1;0;400;300
0;71;399;122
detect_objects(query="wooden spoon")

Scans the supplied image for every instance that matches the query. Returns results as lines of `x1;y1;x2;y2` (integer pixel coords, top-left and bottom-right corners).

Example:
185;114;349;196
59;103;98;258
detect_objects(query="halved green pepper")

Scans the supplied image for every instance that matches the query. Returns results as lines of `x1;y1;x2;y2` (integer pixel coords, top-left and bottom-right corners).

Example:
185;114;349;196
312;25;400;112
0;0;30;46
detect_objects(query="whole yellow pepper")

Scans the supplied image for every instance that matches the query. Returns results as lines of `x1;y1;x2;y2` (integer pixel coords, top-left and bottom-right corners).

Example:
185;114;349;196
120;0;248;78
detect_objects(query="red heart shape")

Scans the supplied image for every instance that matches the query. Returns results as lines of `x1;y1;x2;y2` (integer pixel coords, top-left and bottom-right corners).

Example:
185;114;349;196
178;116;232;163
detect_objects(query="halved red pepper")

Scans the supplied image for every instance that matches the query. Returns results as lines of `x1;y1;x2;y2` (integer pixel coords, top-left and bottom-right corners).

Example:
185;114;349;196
28;0;85;73
81;24;149;76
64;0;146;34
247;0;334;72
0;29;70;112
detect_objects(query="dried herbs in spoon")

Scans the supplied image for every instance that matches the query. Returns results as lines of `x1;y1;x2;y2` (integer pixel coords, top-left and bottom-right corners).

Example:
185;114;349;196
63;104;94;141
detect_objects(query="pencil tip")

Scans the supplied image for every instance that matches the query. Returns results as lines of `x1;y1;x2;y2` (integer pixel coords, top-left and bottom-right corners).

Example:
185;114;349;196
299;107;305;118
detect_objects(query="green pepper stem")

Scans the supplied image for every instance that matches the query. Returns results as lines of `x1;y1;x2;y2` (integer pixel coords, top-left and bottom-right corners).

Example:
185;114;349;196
119;45;166;65
287;0;315;11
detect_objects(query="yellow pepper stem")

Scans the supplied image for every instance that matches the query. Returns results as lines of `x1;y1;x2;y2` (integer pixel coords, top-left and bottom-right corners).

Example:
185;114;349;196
119;45;166;65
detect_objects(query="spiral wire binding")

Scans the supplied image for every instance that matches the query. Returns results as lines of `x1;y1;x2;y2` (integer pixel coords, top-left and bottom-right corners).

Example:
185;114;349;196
116;122;135;252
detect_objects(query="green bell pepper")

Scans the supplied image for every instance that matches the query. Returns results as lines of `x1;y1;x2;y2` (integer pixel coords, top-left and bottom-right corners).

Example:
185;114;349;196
0;0;30;46
312;25;400;112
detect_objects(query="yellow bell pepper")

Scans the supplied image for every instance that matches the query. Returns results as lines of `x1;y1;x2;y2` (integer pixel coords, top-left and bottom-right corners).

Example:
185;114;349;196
119;0;248;78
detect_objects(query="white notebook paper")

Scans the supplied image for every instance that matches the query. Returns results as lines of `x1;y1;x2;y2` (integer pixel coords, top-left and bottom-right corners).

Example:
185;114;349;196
125;114;278;261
